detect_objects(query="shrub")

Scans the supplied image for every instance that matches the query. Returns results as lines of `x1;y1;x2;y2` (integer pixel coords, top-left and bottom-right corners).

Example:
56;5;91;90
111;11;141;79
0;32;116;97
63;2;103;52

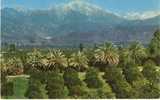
124;67;143;84
25;78;48;99
141;83;160;98
103;67;124;83
69;85;87;98
1;73;14;97
97;85;116;99
103;67;134;98
142;60;160;83
113;80;134;98
1;81;14;96
81;84;116;99
63;68;82;88
46;72;69;98
85;68;103;88
63;68;90;98
149;30;160;65
123;62;144;84
85;90;99;99
132;79;160;98
30;71;47;84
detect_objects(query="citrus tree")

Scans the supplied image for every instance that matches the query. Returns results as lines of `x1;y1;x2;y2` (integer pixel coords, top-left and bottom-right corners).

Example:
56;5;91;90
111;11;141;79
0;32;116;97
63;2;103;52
128;42;147;65
149;30;160;65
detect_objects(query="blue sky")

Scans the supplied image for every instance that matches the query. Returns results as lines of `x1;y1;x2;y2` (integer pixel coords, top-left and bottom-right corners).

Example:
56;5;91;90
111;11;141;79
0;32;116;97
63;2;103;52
2;0;160;13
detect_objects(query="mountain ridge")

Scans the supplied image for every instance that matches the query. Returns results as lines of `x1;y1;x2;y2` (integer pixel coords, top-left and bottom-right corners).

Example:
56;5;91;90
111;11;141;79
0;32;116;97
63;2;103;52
1;1;160;46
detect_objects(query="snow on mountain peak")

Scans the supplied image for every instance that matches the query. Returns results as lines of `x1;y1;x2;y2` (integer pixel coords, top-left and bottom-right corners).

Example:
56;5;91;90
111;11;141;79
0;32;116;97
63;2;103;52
54;0;108;16
3;0;159;20
122;11;160;20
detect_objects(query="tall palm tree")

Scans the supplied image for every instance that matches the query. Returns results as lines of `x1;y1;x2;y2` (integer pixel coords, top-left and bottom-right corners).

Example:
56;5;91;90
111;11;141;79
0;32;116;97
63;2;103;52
27;49;44;70
8;57;23;68
69;51;89;71
94;42;119;66
45;49;68;71
0;57;8;73
4;57;23;75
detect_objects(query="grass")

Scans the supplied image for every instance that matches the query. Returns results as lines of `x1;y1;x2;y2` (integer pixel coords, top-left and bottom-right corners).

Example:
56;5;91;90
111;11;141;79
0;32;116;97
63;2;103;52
4;75;29;99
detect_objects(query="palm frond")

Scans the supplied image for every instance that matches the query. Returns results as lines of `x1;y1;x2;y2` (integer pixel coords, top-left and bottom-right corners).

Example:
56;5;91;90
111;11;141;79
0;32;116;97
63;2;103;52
94;42;119;65
69;51;89;68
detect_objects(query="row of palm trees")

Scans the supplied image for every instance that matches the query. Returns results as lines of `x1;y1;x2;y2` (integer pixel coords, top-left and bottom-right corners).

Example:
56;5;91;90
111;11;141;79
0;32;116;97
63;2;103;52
25;42;122;72
1;42;148;73
26;49;89;71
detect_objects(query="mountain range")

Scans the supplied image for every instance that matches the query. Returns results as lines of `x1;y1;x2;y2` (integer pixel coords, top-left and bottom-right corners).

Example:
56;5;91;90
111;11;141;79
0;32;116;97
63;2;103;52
1;1;160;47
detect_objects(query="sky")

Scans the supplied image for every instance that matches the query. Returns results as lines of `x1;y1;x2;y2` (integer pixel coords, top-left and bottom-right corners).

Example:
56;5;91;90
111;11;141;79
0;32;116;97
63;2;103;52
1;0;160;13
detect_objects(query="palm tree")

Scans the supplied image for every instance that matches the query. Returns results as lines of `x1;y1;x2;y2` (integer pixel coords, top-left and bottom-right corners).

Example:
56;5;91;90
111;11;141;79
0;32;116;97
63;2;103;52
69;51;89;71
0;57;8;73
45;49;68;71
129;42;147;64
27;49;44;71
94;42;119;66
0;54;15;74
4;57;23;75
9;57;23;68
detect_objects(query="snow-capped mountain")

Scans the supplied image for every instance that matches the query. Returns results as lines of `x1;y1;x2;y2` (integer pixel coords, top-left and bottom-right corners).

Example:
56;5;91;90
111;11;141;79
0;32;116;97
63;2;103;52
54;0;115;16
1;1;160;46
